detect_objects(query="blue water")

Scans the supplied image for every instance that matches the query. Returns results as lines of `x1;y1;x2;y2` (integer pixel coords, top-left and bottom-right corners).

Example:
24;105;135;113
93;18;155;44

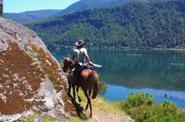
104;85;185;108
53;50;185;107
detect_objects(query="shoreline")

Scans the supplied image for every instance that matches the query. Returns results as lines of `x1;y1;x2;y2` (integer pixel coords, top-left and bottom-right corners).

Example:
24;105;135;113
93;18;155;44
102;84;185;109
49;46;185;53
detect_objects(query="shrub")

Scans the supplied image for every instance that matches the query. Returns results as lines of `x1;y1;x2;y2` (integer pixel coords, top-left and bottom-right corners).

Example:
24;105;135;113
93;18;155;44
121;93;185;122
142;101;185;122
125;93;154;108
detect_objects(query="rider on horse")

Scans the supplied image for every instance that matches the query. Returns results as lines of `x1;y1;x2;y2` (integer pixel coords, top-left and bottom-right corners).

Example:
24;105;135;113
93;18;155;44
71;40;94;76
64;40;99;117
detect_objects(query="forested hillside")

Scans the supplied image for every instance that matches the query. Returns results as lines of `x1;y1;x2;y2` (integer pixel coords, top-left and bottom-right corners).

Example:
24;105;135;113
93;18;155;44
59;0;129;15
59;0;173;15
27;1;185;51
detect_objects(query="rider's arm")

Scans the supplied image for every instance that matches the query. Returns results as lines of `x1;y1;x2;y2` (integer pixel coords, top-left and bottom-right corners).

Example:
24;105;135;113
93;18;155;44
84;49;93;65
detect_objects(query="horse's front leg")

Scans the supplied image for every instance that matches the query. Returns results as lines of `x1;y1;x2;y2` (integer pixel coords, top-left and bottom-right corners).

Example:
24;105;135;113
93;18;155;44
67;83;72;97
76;86;82;102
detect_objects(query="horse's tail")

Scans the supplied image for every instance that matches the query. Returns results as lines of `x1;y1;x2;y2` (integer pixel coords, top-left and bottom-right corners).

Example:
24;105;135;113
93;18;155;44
89;71;99;99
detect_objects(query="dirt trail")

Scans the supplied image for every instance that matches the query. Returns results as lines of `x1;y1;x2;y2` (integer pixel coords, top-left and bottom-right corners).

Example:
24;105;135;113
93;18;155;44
89;106;133;122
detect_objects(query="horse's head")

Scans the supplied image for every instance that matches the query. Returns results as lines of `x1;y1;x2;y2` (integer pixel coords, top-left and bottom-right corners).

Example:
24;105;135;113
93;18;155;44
63;57;75;72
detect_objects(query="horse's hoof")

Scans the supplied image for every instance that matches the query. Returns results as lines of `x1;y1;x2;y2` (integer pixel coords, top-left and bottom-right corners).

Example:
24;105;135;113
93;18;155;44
90;113;92;118
82;109;86;115
84;107;88;112
83;108;87;112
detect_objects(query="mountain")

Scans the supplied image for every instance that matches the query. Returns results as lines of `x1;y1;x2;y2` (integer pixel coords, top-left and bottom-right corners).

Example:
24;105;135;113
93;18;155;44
4;0;130;24
27;0;185;51
59;0;129;15
0;17;73;121
4;9;61;24
4;0;173;24
59;0;173;15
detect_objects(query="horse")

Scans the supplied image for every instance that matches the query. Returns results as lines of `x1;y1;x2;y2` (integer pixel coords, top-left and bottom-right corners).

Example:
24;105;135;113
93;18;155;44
63;57;99;117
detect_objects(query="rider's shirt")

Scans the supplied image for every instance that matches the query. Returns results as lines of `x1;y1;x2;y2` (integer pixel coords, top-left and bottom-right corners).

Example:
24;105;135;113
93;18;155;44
73;47;87;66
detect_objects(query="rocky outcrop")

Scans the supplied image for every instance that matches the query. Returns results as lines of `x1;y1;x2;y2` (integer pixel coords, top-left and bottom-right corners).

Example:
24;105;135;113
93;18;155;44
0;17;73;121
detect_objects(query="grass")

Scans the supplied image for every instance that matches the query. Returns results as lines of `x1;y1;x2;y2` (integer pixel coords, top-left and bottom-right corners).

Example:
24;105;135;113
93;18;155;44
23;114;57;122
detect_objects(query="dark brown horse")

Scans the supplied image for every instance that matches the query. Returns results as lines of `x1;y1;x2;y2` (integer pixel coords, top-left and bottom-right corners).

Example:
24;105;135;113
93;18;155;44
63;57;99;117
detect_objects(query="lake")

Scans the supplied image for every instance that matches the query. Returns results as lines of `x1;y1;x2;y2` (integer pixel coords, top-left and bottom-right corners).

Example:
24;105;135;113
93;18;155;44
53;49;185;108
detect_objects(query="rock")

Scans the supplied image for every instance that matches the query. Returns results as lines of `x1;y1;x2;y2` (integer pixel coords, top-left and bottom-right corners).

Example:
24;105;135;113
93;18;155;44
0;17;73;121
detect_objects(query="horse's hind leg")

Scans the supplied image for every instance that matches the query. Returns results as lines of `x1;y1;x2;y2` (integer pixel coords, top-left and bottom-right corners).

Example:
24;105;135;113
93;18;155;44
84;90;92;117
88;96;92;117
83;91;89;111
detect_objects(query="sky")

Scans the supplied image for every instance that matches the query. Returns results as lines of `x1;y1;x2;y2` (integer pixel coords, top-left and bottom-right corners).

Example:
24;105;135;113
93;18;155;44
4;0;80;13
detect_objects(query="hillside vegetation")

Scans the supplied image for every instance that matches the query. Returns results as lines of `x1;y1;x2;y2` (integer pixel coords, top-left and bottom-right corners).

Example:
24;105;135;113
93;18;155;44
27;1;185;51
59;0;129;15
58;0;174;15
119;93;185;122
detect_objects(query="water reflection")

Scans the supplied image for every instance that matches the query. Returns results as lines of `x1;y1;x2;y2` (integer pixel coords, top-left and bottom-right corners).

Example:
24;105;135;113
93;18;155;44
88;50;185;91
53;50;185;107
53;50;185;91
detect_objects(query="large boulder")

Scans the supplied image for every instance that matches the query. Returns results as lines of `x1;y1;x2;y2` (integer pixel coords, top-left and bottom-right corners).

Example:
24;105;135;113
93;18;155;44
0;17;73;121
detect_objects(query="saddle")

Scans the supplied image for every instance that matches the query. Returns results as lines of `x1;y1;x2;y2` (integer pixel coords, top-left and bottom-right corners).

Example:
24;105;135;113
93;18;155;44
72;63;95;82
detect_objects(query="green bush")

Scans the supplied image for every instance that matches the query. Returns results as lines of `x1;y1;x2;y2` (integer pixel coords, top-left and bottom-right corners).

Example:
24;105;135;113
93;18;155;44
121;93;185;122
142;101;185;122
125;93;154;108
